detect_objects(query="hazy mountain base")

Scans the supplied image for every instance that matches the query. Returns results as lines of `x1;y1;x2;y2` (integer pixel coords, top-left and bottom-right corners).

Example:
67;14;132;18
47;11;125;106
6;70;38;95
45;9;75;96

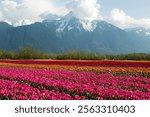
0;48;150;60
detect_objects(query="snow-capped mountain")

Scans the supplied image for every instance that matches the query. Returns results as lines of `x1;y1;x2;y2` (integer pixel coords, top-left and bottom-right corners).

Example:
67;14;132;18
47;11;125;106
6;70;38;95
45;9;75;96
46;11;123;33
12;19;34;27
55;11;82;32
43;11;114;33
0;11;150;54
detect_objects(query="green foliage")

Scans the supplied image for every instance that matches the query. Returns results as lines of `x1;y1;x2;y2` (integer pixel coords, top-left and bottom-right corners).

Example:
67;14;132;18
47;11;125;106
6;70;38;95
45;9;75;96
114;53;150;60
56;51;101;60
0;50;16;59
17;47;37;59
0;48;150;60
15;48;56;59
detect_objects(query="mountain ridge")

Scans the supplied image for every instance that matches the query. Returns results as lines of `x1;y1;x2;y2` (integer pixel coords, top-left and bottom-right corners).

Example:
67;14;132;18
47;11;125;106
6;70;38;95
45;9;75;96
0;12;150;54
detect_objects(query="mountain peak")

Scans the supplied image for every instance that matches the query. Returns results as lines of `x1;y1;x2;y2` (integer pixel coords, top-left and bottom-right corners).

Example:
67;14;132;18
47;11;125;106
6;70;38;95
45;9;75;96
55;11;81;32
1;17;150;53
12;19;34;27
80;20;96;32
61;11;76;20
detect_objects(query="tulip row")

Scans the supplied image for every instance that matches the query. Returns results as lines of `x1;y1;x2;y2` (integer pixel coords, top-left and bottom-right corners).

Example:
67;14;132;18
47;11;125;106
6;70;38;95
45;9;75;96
0;62;150;75
0;60;150;67
0;67;149;100
0;79;75;100
0;78;87;100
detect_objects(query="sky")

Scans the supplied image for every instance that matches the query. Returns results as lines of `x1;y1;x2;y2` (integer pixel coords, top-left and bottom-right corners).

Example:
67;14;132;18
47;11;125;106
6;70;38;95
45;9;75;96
99;0;150;19
0;0;150;28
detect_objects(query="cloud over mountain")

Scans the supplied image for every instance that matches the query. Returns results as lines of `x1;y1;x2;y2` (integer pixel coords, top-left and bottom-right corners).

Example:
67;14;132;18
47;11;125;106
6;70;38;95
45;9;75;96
66;0;101;21
0;0;101;22
109;8;150;28
0;11;3;20
0;0;68;22
0;0;150;29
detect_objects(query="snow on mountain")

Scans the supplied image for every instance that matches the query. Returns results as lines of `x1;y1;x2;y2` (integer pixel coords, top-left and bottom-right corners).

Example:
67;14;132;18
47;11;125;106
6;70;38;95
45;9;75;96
125;27;150;36
55;11;77;32
80;20;97;31
12;19;34;27
54;11;98;32
145;32;150;36
134;28;150;37
134;29;143;34
3;20;12;25
43;11;117;33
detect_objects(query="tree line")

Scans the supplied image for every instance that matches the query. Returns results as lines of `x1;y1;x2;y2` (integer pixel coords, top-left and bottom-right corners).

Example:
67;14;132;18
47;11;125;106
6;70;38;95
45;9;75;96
0;48;150;60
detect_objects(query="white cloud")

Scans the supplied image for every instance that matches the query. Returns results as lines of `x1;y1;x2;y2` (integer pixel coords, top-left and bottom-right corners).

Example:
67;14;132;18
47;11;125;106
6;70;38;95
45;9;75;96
137;18;150;28
0;0;102;22
0;11;3;20
66;0;102;21
109;8;135;28
0;0;68;22
109;8;150;29
1;0;150;29
0;0;23;21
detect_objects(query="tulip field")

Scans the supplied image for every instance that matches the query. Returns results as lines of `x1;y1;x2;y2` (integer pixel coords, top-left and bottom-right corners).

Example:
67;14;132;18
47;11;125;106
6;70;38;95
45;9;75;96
0;60;150;100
